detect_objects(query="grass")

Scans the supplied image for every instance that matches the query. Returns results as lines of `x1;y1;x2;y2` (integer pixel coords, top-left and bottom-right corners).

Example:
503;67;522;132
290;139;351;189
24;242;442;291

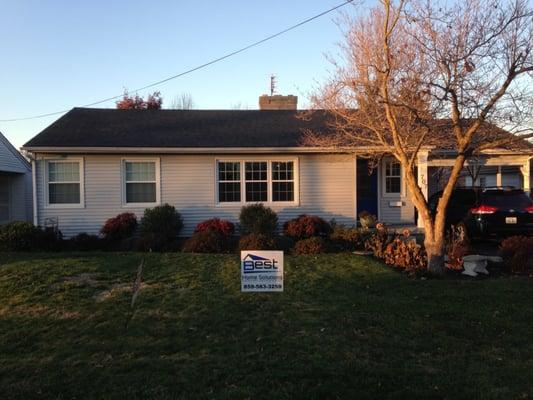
0;252;532;399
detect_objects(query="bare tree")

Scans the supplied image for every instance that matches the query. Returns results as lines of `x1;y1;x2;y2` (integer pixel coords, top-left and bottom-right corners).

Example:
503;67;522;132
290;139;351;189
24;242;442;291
308;0;532;274
170;93;195;110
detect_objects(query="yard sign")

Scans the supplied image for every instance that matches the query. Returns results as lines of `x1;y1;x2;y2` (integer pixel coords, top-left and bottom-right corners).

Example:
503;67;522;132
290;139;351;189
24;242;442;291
241;250;284;292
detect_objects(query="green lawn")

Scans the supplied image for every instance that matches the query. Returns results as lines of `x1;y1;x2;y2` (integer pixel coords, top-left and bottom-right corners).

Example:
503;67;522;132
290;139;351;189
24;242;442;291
0;252;532;399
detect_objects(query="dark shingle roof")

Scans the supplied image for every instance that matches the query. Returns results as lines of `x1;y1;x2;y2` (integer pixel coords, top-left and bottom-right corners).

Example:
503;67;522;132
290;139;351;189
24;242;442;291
24;108;332;148
23;107;532;152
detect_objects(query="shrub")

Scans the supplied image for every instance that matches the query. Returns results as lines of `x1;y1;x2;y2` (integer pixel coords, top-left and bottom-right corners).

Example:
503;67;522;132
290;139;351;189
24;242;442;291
364;223;391;258
238;233;277;251
101;213;137;241
182;230;231;253
293;237;327;255
0;221;41;251
283;214;331;240
499;236;533;274
445;225;469;271
239;204;278;235
383;236;427;274
358;211;377;229
69;233;102;251
140;204;183;247
36;227;64;251
195;218;235;236
329;223;367;251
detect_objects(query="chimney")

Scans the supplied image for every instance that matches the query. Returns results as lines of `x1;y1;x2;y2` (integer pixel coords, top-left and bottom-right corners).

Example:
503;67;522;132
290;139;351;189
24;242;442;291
258;94;298;110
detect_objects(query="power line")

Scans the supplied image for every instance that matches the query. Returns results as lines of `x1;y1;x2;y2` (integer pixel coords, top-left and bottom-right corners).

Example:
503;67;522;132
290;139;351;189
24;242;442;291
1;0;354;122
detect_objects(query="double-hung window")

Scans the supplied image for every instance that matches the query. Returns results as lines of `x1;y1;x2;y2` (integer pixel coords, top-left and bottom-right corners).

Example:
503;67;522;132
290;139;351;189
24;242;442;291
272;161;294;202
217;159;297;204
46;160;83;206
123;159;159;205
218;162;241;202
384;159;402;195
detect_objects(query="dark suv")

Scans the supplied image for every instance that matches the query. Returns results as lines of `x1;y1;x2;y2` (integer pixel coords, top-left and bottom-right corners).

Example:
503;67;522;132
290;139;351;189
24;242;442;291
428;187;533;240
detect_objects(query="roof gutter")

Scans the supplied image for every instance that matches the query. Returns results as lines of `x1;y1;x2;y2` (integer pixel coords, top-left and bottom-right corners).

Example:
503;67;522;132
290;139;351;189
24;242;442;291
22;146;405;155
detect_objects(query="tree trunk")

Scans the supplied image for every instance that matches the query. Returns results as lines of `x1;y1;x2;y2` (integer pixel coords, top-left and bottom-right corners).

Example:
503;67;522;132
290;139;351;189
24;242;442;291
424;237;446;276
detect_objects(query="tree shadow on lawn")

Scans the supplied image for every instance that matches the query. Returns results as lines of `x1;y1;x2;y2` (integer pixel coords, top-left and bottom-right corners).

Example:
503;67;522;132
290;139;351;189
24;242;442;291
0;252;532;399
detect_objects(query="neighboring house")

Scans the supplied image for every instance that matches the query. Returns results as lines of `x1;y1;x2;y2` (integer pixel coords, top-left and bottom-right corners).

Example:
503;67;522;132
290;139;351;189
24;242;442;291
0;132;33;225
21;95;533;237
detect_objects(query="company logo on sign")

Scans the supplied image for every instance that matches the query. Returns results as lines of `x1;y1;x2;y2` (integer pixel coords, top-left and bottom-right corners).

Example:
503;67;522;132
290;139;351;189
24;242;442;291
242;253;279;273
241;250;284;292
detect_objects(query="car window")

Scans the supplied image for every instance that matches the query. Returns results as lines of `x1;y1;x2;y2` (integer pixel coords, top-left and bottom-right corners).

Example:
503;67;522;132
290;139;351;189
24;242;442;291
482;190;533;208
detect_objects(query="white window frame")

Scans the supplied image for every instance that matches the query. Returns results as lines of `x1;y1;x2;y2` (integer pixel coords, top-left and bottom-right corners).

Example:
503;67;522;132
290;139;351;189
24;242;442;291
215;158;299;206
121;157;161;207
44;157;85;209
217;161;242;203
382;158;404;197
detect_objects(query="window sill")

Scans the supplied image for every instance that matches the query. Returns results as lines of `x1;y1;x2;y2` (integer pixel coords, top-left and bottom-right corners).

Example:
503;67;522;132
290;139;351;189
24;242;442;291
45;203;85;209
122;202;160;208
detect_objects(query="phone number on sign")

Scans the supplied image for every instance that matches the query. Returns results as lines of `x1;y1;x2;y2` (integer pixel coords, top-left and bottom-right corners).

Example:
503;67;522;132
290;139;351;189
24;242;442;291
243;284;282;290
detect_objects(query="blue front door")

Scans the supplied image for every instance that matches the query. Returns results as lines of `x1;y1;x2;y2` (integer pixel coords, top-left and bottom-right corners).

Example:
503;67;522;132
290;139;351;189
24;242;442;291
356;159;378;218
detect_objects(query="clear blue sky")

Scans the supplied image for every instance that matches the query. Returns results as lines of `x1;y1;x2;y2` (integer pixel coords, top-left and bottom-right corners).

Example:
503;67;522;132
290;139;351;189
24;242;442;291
0;0;364;148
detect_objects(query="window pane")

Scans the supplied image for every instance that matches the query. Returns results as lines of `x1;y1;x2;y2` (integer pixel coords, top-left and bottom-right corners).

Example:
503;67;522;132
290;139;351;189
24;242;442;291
49;183;80;204
273;182;294;202
272;161;293;181
245;162;267;181
218;162;240;181
48;162;79;182
126;162;155;182
126;182;156;203
246;182;267;202
219;182;241;202
386;177;401;193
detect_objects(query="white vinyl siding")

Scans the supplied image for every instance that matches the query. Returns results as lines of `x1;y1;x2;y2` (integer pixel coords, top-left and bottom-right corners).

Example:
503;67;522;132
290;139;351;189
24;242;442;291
35;154;356;237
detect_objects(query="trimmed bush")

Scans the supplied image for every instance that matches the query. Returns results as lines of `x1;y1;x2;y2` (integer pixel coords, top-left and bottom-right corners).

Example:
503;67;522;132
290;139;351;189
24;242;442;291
0;221;41;251
383;236;427;274
293;237;327;255
239;204;278;235
140;204;183;248
69;233;102;251
101;212;137;241
283;214;331;240
329;224;367;251
499;236;533;274
182;230;231;254
238;233;277;251
195;218;235;236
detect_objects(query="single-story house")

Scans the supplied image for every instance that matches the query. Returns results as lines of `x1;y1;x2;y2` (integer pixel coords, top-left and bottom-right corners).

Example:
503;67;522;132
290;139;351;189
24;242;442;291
0;131;33;225
21;95;533;237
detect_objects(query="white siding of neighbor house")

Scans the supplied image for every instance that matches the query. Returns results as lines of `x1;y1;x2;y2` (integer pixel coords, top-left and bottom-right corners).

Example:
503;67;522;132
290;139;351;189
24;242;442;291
0;172;32;223
34;154;357;237
0;134;28;174
378;158;416;225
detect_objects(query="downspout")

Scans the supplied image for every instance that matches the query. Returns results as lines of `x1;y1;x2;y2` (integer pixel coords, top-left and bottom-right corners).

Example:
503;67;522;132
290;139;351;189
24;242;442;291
31;156;38;226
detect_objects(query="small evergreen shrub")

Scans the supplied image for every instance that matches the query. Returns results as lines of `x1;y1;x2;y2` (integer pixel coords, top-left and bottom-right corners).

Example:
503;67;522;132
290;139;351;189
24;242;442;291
293;237;327;255
69;233;102;251
140;204;183;247
101;213;137;241
238;233;277;251
0;221;41;251
283;214;331;240
239;204;278;235
195;218;235;236
182;230;231;253
499;236;533;274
